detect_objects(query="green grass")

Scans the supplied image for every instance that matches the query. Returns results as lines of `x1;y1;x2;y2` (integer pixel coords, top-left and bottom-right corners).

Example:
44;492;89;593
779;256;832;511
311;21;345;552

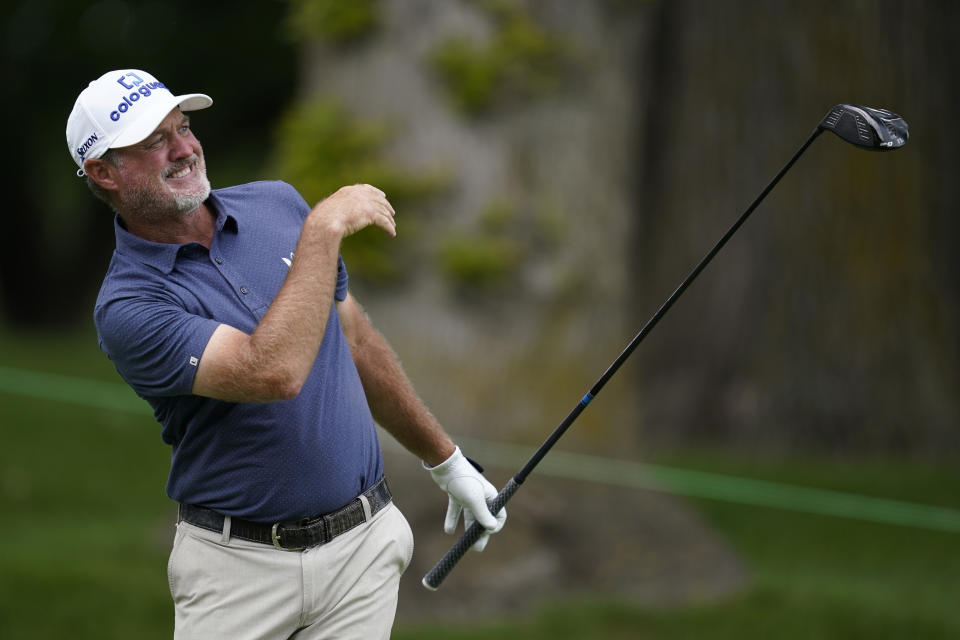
0;327;173;639
398;475;959;639
1;327;957;638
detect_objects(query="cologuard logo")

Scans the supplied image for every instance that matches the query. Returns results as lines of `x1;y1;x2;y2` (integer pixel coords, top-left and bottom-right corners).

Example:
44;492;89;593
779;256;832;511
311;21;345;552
109;72;167;122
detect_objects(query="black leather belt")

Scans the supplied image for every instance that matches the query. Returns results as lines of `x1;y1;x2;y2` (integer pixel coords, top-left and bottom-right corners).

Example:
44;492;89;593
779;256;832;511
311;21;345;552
178;477;392;551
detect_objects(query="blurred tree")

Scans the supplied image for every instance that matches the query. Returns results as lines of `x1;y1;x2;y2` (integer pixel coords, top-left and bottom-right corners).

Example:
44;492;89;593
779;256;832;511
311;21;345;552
631;0;960;454
284;0;380;44
269;97;449;282
429;0;569;116
0;0;297;328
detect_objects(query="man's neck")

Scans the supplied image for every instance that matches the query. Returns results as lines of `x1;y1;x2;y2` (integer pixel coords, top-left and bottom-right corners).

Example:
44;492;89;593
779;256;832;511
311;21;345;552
121;202;217;248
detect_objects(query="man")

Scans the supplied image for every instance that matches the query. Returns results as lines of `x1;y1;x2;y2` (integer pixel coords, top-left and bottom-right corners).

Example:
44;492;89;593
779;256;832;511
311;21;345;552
66;68;505;639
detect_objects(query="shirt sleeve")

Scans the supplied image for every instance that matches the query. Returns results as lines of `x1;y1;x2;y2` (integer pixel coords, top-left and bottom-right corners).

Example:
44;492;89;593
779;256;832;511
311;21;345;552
95;288;221;398
335;255;349;302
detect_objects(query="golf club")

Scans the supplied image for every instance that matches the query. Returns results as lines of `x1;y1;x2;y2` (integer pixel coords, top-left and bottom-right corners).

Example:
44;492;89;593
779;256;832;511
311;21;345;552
422;104;909;591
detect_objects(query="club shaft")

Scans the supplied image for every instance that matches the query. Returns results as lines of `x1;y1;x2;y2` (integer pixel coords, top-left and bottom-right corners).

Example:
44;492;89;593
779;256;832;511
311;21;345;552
519;127;822;483
423;127;823;591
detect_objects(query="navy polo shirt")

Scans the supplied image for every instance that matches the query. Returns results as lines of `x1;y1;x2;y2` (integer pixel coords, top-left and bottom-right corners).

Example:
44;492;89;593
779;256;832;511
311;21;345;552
94;180;383;522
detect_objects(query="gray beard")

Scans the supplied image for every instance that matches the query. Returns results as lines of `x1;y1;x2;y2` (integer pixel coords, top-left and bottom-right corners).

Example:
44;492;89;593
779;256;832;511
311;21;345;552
121;170;211;224
173;174;212;214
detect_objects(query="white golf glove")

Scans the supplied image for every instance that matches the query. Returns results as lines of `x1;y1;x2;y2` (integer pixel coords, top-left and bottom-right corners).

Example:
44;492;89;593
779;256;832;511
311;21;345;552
424;446;507;552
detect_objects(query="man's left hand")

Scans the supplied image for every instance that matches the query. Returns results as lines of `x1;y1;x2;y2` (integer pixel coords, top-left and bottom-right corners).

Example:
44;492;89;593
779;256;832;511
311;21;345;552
424;446;507;552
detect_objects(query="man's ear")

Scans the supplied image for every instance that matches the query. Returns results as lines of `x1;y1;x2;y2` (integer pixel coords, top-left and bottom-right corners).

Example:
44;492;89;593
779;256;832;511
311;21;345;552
84;157;120;192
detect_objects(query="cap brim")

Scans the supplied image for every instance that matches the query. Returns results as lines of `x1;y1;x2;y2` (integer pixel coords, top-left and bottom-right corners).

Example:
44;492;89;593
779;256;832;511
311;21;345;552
110;93;213;149
177;93;213;113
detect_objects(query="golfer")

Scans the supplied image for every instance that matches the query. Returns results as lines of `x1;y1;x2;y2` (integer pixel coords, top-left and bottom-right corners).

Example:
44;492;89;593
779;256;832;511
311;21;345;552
66;68;505;639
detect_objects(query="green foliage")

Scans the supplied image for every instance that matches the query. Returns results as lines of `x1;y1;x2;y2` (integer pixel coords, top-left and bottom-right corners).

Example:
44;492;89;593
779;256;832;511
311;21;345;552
284;0;380;44
270;99;447;282
438;233;523;292
478;197;516;233
430;0;569;115
438;198;525;292
438;196;568;294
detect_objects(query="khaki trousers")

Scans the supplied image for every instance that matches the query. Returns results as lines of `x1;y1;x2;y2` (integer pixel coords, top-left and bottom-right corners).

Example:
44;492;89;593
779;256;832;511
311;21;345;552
167;503;414;639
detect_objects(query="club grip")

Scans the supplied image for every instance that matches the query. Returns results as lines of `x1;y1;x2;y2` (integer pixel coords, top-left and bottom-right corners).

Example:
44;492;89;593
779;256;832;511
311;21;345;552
422;477;520;591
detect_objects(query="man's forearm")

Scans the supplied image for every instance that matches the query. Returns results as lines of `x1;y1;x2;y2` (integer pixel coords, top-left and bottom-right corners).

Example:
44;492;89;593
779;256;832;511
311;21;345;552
192;216;342;402
247;217;342;393
344;301;455;465
193;185;396;402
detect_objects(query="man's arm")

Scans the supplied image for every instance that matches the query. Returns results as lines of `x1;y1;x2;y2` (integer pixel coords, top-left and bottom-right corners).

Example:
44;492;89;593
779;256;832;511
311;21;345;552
338;292;506;550
192;184;395;403
337;292;455;466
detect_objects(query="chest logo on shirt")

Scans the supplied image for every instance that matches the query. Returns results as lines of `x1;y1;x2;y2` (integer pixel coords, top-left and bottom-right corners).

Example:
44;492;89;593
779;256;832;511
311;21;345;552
281;252;294;268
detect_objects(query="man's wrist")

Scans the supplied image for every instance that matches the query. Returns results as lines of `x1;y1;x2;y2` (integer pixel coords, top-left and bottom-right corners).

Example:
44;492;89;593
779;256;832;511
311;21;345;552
423;442;457;469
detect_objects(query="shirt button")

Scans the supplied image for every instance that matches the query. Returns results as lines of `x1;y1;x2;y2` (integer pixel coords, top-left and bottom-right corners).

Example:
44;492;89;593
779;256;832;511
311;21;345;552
215;257;223;264
240;287;248;295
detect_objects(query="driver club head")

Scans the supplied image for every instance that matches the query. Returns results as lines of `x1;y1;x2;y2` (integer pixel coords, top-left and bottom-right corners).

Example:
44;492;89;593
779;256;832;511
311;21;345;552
818;104;909;150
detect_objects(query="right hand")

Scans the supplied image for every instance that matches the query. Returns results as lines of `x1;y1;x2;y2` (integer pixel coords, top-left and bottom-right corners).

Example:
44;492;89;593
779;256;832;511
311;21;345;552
310;184;397;239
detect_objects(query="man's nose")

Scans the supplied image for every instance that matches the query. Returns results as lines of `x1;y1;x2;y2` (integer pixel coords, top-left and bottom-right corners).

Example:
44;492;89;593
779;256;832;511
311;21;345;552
169;134;197;160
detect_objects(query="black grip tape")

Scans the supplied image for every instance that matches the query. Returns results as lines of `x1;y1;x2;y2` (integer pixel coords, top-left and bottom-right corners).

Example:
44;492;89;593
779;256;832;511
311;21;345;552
422;477;520;591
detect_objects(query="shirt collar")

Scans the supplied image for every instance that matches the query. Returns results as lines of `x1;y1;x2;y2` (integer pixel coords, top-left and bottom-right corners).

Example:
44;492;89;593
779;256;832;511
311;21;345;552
113;192;239;275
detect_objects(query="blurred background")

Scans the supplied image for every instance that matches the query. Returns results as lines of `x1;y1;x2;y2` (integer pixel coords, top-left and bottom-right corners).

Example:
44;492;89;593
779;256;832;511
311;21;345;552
1;0;958;638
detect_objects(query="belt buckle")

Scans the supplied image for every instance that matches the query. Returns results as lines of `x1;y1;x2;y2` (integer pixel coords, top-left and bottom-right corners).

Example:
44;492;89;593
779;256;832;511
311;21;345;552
271;523;305;551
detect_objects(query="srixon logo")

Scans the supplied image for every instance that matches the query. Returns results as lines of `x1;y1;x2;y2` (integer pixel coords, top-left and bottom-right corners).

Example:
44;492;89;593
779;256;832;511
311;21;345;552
76;132;98;162
109;72;167;122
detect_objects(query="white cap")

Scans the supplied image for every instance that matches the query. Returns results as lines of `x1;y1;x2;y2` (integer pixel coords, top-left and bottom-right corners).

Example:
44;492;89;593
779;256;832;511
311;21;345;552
66;69;212;175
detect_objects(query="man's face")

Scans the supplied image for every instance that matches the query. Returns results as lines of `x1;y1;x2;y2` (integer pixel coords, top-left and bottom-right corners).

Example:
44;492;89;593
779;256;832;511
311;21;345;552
110;108;210;223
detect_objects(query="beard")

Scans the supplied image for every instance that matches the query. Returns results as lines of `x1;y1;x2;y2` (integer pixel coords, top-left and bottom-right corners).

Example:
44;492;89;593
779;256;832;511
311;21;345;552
118;154;211;224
